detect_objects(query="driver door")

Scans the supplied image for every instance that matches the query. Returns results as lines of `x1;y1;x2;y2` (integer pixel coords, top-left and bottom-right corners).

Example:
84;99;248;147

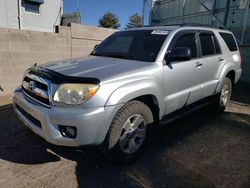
163;31;203;115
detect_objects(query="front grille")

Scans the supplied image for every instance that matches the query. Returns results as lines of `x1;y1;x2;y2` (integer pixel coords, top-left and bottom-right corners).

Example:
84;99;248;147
22;76;50;107
22;86;50;106
15;103;42;129
24;77;48;90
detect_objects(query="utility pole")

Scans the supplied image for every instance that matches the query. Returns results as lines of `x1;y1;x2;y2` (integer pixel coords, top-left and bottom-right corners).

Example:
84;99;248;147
182;0;186;24
211;0;217;25
76;0;81;23
223;0;230;26
142;0;146;25
241;0;250;44
77;0;80;12
149;0;154;25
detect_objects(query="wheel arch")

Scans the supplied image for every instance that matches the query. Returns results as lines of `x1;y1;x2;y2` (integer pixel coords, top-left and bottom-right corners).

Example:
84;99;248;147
226;70;235;85
105;79;164;118
216;68;236;93
131;94;160;123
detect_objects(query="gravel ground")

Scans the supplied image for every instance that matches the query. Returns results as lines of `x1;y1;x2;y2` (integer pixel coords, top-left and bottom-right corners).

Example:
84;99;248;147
0;81;249;188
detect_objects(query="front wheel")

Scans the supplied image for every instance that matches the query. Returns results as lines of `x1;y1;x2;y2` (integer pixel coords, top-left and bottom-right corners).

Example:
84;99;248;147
212;77;232;112
99;100;154;164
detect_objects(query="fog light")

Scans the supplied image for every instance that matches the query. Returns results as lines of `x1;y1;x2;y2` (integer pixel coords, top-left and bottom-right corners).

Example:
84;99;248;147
59;125;77;139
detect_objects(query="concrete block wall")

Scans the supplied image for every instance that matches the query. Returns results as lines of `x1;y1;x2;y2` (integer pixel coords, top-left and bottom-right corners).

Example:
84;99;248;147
0;25;248;106
0;24;116;104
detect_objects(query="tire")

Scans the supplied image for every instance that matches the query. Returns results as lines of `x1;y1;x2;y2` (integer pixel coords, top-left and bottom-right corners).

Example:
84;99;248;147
212;77;232;113
99;100;154;164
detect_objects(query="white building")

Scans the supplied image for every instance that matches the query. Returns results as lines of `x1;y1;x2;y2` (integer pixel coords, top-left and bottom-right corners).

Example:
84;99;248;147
0;0;63;32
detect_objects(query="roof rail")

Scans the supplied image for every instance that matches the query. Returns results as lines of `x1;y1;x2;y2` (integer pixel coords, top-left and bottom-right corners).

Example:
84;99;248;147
143;24;180;27
143;23;228;30
146;23;227;30
180;23;227;30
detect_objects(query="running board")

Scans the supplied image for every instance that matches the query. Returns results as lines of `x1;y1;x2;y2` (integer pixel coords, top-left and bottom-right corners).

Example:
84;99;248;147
159;98;213;126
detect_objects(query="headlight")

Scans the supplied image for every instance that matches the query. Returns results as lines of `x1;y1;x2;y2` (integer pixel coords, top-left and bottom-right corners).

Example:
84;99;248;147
53;84;99;105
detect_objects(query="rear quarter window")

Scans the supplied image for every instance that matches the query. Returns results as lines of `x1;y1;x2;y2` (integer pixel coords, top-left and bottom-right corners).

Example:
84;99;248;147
219;32;238;51
200;34;215;56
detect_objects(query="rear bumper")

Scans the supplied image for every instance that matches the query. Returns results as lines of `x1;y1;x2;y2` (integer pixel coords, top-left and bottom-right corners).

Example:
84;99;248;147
13;88;122;146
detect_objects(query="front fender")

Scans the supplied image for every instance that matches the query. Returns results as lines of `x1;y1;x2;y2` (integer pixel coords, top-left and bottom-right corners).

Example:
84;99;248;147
105;79;164;115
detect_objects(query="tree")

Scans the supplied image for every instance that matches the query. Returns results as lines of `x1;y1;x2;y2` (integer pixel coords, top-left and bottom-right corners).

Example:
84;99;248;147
126;13;143;29
98;12;120;29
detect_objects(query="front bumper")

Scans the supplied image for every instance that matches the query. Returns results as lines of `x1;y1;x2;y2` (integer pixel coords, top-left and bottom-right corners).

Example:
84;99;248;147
13;88;122;146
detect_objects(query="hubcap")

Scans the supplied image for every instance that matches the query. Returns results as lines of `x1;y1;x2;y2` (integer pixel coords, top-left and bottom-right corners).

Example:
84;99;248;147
220;84;230;106
119;114;146;154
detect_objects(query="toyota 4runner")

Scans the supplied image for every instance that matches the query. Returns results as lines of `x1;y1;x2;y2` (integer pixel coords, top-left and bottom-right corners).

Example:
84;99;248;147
13;25;242;163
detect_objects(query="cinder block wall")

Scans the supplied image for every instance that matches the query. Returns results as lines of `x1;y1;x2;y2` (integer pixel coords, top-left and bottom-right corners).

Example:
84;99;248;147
0;24;116;104
0;25;248;105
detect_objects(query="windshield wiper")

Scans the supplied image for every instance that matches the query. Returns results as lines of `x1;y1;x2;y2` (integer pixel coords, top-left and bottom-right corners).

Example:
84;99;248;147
90;52;104;57
91;52;136;60
104;54;136;60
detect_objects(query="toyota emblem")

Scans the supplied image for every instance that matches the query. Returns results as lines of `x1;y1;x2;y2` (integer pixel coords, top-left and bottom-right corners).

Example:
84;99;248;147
28;81;36;91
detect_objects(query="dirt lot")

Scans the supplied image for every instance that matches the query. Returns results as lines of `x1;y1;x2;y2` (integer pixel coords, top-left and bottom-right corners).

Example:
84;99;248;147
0;81;249;188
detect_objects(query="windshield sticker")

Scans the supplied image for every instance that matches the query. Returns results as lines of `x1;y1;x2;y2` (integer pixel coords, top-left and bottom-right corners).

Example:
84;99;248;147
151;30;169;35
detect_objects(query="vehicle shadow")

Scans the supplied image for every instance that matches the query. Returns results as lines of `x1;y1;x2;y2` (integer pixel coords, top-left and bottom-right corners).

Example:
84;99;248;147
1;104;250;187
231;80;250;105
69;106;250;188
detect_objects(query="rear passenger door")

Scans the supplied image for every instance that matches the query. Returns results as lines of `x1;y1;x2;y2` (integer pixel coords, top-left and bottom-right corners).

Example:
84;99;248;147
197;31;222;97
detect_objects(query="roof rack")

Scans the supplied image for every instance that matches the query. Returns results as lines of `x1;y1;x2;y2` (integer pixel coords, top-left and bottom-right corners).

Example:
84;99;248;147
143;24;180;27
146;23;227;30
180;23;227;30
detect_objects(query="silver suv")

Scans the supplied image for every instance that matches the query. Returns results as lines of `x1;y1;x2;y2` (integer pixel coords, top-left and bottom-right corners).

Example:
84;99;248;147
13;25;242;163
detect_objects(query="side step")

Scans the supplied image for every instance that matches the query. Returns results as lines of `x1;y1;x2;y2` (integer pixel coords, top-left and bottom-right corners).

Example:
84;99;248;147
159;98;213;126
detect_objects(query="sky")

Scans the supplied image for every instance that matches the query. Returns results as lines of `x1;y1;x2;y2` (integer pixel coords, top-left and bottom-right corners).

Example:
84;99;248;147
63;0;151;29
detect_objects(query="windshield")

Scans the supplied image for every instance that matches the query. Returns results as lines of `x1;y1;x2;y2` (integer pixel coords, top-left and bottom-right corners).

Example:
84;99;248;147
91;30;168;62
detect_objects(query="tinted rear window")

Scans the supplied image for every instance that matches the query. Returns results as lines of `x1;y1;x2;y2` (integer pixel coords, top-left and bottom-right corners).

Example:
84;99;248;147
200;34;214;56
219;32;237;51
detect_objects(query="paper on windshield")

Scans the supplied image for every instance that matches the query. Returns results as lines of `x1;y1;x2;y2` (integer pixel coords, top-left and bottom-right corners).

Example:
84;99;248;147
151;30;169;35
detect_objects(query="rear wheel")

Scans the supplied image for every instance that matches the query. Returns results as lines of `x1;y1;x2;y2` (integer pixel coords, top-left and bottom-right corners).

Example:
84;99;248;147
99;100;154;164
213;77;232;112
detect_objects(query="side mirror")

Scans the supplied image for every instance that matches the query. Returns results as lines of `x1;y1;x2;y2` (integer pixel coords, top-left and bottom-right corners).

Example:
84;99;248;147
94;44;99;49
165;47;191;63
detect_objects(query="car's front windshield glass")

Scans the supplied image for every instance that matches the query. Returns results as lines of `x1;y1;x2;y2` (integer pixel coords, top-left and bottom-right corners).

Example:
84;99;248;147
91;30;168;62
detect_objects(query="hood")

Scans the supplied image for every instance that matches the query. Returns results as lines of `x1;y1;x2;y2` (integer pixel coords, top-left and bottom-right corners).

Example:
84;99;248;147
42;55;154;82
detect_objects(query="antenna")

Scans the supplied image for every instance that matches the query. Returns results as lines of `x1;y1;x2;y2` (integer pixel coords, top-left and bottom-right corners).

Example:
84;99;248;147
77;0;80;12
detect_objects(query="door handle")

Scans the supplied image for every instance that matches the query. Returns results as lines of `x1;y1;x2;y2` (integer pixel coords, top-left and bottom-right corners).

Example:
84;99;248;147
195;62;203;68
218;57;224;62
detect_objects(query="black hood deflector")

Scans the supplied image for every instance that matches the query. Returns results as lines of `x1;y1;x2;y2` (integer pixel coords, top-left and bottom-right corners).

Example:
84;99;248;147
28;66;100;85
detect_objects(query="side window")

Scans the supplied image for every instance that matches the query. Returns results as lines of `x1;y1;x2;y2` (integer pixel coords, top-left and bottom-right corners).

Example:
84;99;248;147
172;33;197;58
22;0;41;14
199;33;214;56
219;32;238;51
